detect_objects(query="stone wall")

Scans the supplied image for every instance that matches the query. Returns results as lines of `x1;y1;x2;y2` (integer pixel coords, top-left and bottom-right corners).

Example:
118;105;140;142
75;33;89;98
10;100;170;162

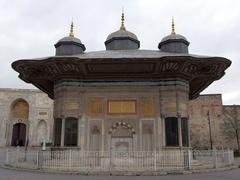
222;105;240;150
189;94;240;150
0;88;54;147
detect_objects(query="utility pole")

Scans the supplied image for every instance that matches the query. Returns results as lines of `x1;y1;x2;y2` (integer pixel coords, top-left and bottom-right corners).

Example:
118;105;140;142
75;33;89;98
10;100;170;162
207;111;213;150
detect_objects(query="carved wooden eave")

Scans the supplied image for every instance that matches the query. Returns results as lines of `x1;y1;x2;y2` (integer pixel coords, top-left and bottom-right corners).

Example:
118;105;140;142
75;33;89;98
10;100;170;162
12;54;231;100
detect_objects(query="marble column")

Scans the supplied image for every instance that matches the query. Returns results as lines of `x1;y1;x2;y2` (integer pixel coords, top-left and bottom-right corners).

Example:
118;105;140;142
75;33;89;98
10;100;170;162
178;115;183;147
77;117;81;148
60;118;65;147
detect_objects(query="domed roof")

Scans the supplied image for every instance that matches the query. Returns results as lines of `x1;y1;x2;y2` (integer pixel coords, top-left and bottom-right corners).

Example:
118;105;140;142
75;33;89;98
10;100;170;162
54;22;86;55
106;29;138;42
105;13;140;50
160;33;188;44
158;18;189;53
57;36;82;44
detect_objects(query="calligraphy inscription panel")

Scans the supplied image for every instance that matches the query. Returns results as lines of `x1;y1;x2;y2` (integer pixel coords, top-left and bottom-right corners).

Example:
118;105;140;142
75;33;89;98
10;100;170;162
108;100;136;115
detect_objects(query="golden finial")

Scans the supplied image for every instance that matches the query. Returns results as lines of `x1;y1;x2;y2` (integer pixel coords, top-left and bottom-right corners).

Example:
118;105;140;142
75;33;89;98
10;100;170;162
120;8;126;31
171;17;176;34
69;21;74;37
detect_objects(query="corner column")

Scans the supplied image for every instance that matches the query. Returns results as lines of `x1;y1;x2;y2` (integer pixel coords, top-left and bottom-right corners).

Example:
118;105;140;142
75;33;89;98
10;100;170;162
178;114;182;147
77;116;81;148
61;118;65;147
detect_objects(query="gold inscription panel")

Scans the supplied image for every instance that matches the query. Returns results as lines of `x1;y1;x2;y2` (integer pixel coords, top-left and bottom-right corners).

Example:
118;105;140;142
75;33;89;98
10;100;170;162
65;103;79;110
87;97;104;117
108;100;136;114
140;97;155;117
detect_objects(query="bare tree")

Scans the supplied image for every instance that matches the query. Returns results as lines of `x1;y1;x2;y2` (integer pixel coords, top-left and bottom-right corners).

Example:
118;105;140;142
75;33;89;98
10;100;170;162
223;105;240;153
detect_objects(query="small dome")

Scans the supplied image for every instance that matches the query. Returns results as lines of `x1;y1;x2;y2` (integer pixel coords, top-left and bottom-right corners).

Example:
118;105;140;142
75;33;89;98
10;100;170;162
57;36;82;44
158;18;189;53
54;22;86;55
106;29;139;42
160;33;188;44
105;13;140;50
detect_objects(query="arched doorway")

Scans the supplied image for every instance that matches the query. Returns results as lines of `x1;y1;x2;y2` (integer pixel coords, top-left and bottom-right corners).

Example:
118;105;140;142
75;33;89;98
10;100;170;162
11;123;26;146
10;99;29;147
109;122;135;152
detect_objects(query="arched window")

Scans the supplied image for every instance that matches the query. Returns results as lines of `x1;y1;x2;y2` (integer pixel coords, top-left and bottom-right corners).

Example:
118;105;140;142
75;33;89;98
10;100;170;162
165;117;179;146
64;117;78;146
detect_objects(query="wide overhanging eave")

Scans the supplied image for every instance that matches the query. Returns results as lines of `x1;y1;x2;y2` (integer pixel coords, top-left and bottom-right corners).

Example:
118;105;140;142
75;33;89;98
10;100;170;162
12;55;231;100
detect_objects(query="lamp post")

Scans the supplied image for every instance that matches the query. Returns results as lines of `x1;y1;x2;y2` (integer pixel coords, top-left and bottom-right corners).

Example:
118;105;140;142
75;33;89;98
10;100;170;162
207;111;213;150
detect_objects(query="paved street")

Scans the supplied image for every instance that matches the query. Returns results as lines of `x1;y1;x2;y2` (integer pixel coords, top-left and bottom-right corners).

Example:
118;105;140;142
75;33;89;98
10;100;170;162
0;167;239;180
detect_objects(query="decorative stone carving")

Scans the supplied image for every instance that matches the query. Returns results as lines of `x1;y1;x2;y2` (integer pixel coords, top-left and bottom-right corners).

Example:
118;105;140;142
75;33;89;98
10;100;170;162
87;97;104;117
139;97;155;117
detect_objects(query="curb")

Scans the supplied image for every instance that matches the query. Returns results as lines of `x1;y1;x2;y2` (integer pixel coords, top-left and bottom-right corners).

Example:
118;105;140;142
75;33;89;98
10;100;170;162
0;164;239;176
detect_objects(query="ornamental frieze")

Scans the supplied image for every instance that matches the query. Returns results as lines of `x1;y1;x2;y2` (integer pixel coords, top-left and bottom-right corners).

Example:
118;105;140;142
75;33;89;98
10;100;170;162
12;56;230;100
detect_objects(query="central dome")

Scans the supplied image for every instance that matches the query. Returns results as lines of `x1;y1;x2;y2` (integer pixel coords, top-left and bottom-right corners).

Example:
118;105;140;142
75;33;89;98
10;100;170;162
106;29;138;42
105;13;140;50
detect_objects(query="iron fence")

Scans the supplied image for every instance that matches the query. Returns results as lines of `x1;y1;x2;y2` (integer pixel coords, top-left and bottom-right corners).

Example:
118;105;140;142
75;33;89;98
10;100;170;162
5;148;234;173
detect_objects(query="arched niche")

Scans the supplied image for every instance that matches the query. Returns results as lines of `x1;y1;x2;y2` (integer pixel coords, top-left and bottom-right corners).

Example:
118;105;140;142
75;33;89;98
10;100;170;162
89;125;101;151
36;120;47;145
109;121;135;152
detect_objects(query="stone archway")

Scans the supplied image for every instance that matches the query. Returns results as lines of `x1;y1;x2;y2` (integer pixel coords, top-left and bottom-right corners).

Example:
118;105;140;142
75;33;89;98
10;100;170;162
109;122;135;152
10;99;29;146
11;123;26;146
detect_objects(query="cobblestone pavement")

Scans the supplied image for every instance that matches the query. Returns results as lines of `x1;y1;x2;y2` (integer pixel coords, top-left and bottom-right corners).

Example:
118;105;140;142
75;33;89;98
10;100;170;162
0;167;239;180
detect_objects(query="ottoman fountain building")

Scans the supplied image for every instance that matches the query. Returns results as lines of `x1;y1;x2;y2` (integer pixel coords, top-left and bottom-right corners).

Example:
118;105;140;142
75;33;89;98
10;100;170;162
12;14;231;151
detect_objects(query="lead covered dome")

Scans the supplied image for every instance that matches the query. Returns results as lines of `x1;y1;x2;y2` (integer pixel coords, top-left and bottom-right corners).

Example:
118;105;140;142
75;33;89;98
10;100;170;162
105;13;140;50
54;22;86;55
158;18;189;53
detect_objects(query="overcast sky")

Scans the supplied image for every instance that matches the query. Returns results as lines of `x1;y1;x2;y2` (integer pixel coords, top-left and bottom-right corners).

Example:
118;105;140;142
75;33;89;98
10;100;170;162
0;0;239;104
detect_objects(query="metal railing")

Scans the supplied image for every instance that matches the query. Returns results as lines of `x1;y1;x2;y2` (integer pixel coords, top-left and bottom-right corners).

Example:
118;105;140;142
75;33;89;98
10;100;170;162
192;149;234;168
5;148;234;173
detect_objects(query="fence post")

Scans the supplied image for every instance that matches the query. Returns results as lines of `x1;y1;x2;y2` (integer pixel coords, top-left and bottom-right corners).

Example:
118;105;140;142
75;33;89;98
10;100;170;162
213;148;217;168
37;150;40;169
154;151;157;171
5;149;9;165
16;146;20;167
109;147;112;174
69;149;72;170
188;149;191;170
228;148;234;165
